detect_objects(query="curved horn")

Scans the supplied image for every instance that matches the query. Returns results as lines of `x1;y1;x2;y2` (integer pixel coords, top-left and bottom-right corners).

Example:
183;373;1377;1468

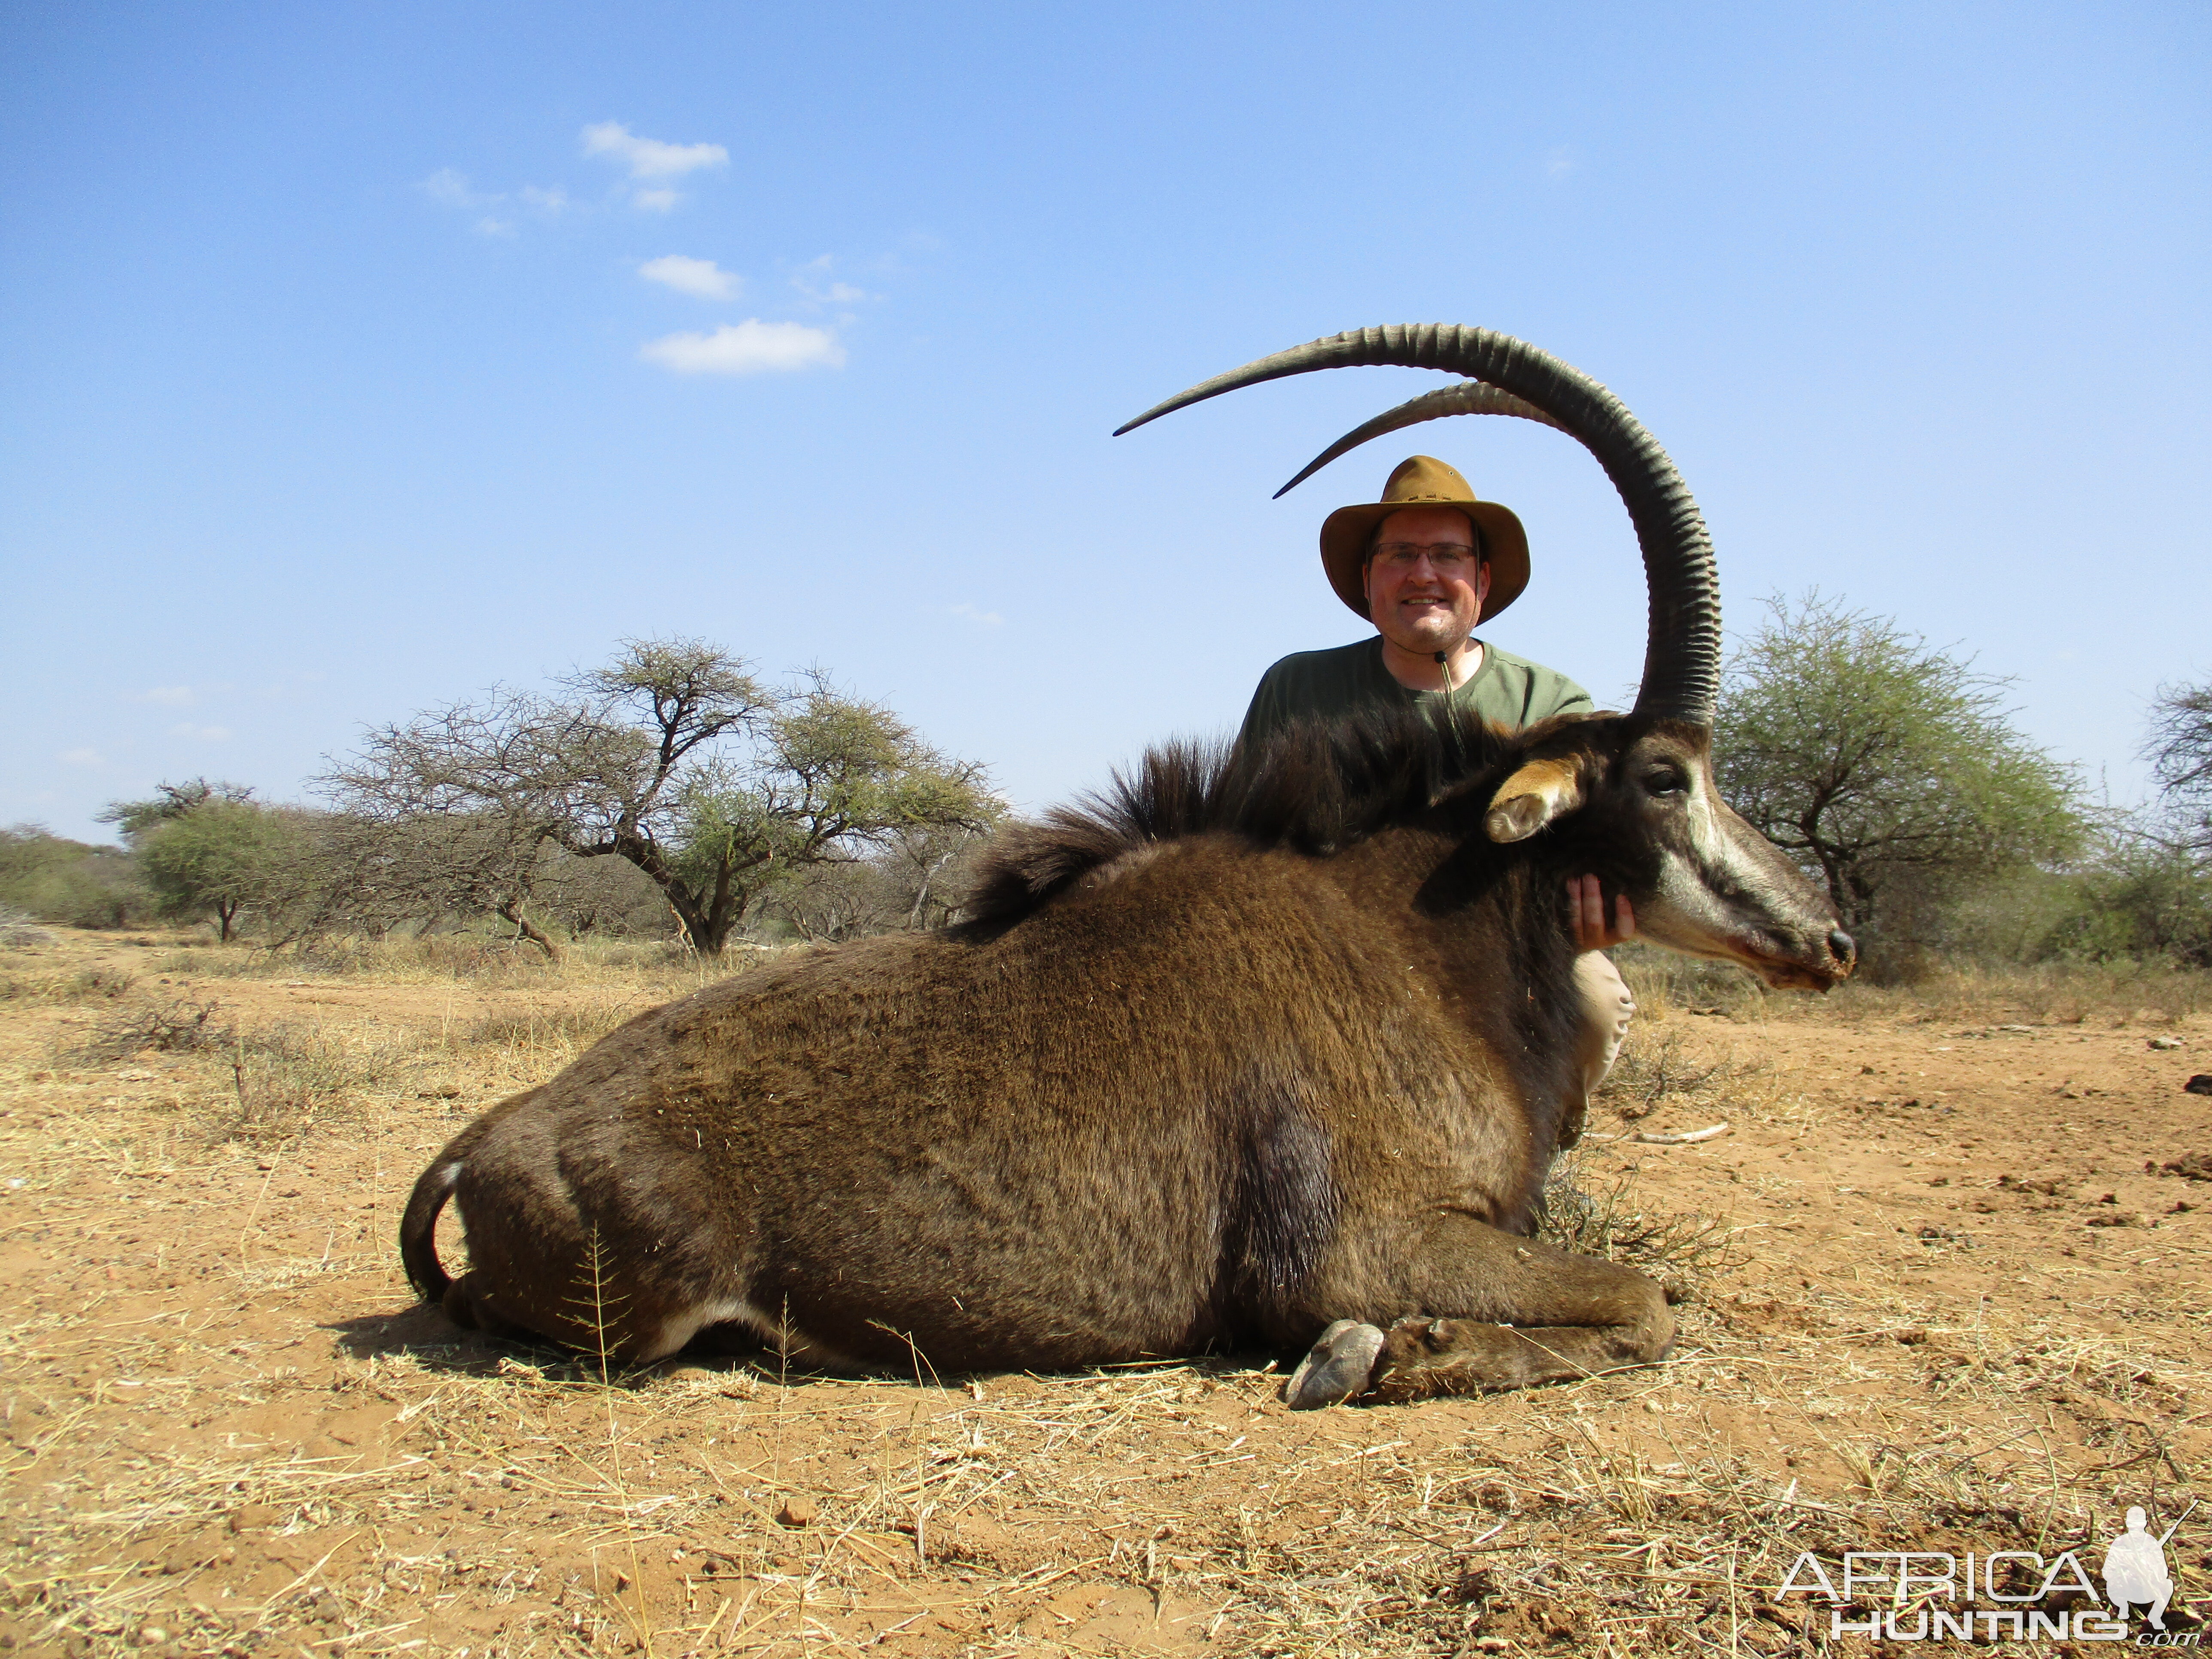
1272;382;1569;499
1115;325;1719;725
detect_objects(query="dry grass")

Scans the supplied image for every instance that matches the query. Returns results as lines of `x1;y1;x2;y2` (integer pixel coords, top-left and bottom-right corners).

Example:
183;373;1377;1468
1592;1022;1763;1126
1820;958;2212;1027
223;1021;421;1137
1538;1154;1737;1303
18;930;749;1144
1620;942;2212;1029
146;933;727;997
62;996;232;1063
55;995;415;1137
467;1000;654;1064
1615;947;1772;1021
1;929;2206;1656
0;965;138;1006
0;908;57;949
13;1322;2197;1656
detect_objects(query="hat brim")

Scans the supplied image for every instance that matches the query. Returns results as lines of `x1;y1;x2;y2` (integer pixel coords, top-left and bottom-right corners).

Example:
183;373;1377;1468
1319;500;1530;623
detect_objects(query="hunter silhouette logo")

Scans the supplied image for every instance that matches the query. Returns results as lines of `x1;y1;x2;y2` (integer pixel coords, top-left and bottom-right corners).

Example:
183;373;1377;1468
2104;1503;2191;1632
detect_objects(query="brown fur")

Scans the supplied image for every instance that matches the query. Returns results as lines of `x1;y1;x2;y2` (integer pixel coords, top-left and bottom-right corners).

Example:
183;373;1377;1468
401;707;1850;1394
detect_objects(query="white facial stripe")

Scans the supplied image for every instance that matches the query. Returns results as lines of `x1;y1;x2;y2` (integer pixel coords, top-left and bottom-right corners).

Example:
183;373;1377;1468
1636;768;1828;974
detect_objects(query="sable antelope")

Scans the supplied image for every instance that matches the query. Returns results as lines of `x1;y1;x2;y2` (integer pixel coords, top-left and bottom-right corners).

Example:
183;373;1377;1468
401;325;1854;1407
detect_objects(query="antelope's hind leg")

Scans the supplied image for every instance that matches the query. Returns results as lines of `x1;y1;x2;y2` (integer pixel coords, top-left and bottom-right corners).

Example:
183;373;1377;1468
1367;1310;1653;1401
441;1122;735;1363
1368;1218;1674;1398
440;1271;535;1344
1283;1216;1674;1406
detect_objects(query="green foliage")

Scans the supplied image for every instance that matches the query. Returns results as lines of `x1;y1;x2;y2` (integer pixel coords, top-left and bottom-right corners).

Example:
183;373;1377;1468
325;638;1000;955
531;845;669;939
672;674;1002;911
758;824;995;942
97;777;256;843
0;825;149;928
136;798;310;940
1713;592;2084;961
2036;833;2212;969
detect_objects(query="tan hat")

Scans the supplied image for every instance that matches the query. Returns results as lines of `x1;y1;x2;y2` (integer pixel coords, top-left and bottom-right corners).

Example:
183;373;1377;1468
1319;455;1530;623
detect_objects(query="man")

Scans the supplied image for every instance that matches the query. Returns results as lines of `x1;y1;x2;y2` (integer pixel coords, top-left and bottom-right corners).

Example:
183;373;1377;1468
1235;454;1635;1139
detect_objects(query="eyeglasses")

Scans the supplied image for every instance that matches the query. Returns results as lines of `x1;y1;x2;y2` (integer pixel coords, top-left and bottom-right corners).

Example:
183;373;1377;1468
1371;541;1480;577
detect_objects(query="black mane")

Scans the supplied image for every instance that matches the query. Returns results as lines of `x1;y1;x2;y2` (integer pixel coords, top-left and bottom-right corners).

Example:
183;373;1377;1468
964;704;1527;927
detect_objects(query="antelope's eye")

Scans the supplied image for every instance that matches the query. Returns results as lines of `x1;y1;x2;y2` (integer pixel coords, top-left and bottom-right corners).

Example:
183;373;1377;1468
1642;769;1688;797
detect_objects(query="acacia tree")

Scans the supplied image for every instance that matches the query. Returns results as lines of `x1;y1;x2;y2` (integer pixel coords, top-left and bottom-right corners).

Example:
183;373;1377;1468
762;823;998;942
1712;592;2082;943
2025;675;2212;969
131;797;307;941
98;778;258;840
100;780;302;940
280;809;572;957
2145;676;2212;857
323;638;998;955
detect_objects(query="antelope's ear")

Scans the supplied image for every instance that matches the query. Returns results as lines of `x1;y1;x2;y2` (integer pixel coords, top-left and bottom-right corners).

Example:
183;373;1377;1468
1485;757;1585;843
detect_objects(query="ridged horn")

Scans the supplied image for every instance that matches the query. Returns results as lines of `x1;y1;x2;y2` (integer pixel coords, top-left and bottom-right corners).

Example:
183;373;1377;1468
1114;324;1720;725
1273;382;1569;499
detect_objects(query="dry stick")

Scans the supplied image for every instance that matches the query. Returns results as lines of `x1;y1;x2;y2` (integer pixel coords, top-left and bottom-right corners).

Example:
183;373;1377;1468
870;1319;952;1568
236;1144;282;1265
773;1293;793;1493
250;1531;362;1621
685;1589;735;1651
1726;1543;1742;1659
2031;1421;2065;1554
587;1226;654;1659
1943;1425;2042;1473
1635;1123;1731;1146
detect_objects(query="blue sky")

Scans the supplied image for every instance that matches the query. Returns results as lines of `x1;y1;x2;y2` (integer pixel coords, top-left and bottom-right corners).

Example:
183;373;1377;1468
3;2;2206;840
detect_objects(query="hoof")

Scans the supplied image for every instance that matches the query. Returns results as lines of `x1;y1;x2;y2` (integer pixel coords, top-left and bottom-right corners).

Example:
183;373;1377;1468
1283;1319;1385;1410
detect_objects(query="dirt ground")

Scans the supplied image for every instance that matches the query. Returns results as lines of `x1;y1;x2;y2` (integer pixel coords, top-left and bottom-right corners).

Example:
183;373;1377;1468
1;930;2208;1658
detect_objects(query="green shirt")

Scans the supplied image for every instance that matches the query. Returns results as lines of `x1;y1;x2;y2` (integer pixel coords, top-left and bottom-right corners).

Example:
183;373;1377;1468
1236;637;1593;761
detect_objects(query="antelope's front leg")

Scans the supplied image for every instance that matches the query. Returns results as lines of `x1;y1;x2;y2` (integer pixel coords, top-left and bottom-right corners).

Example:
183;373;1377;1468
1285;1215;1674;1407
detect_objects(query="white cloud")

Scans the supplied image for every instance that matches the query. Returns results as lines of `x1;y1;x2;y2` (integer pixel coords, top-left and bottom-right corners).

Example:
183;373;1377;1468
949;603;1004;627
169;723;232;741
135;686;194;706
632;187;681;213
422;167;492;208
59;748;103;768
581;122;729;180
423;170;571;235
791;255;872;306
640;320;845;375
1545;146;1576;180
640;255;740;299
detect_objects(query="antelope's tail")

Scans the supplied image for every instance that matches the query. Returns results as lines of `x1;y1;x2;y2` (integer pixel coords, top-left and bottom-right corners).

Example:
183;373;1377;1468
400;1155;464;1301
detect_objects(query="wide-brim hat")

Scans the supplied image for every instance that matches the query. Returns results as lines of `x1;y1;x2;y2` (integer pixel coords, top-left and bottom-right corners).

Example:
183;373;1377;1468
1319;455;1530;623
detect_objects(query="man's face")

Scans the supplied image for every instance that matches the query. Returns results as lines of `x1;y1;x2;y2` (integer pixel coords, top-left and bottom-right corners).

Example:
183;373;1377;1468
1362;506;1491;656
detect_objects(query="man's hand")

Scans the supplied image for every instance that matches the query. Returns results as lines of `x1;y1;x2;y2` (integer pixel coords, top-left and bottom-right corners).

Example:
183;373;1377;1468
1567;874;1635;951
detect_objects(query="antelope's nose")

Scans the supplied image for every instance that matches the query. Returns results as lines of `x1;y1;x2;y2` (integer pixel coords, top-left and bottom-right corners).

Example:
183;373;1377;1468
1828;928;1857;968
